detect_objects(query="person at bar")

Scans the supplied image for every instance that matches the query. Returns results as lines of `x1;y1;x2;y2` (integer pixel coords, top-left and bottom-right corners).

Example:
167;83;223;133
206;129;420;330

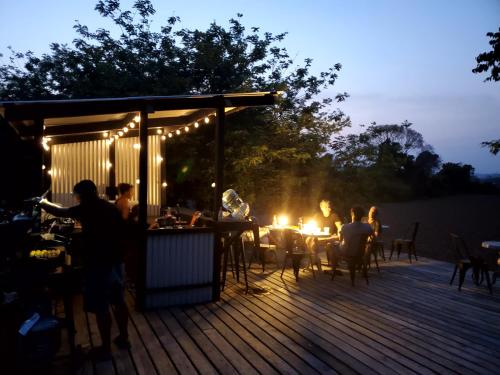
40;180;130;361
115;183;135;221
306;199;342;270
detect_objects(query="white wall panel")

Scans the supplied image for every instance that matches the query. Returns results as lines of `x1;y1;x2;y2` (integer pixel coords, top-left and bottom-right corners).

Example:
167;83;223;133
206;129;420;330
115;135;161;217
51;140;109;207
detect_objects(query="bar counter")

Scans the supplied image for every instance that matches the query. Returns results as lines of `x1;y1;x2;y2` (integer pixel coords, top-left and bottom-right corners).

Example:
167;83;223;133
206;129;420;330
143;226;215;309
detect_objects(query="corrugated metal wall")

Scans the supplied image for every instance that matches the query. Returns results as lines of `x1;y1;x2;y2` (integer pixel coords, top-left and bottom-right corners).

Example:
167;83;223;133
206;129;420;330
145;232;214;308
115;135;161;217
51;136;161;215
51;140;109;207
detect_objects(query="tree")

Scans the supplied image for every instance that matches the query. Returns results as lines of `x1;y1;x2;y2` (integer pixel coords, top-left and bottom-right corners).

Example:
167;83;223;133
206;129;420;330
0;0;350;213
472;28;500;155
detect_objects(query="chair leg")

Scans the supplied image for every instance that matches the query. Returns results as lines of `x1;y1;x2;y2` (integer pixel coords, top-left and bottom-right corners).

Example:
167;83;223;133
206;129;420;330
260;247;266;272
240;244;249;294
373;251;380;273
397;243;402;260
348;260;356;286
412;243;418;261
379;243;385;261
390;241;395;260
458;266;466;291
450;265;458;285
484;269;493;294
363;262;369;285
281;255;288;278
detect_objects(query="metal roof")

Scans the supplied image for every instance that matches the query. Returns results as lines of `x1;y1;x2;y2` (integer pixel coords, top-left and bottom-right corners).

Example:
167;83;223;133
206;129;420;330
0;92;278;140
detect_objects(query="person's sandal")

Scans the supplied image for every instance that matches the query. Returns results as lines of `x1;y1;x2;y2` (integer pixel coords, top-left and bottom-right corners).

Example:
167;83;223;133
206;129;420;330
114;335;131;350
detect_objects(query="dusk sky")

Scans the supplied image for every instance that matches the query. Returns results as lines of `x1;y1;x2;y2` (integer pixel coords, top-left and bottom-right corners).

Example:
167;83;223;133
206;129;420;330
1;0;499;173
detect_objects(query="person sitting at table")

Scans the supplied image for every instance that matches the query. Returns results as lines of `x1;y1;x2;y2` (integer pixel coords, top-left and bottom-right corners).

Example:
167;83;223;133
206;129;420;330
307;199;343;270
40;180;131;361
368;206;382;239
331;206;373;267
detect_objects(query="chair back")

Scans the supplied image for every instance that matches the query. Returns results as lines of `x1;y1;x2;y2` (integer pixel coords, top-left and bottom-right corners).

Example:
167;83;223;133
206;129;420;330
345;233;370;258
410;222;419;243
449;233;470;261
283;229;306;254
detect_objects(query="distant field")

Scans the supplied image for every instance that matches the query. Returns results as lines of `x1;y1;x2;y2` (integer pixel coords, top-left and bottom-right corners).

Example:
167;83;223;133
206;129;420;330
378;194;500;262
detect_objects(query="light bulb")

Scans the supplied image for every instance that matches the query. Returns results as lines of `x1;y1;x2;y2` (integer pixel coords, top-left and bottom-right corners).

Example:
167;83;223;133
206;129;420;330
134;115;141;123
133;143;140;150
184;126;189;132
156;129;163;135
129;122;135;129
123;127;129;133
176;129;181;135
162;182;168;188
211;182;216;188
103;132;109;138
161;135;166;141
194;122;199;128
136;179;140;184
168;133;173;138
118;131;124;136
42;165;46;170
204;117;209;124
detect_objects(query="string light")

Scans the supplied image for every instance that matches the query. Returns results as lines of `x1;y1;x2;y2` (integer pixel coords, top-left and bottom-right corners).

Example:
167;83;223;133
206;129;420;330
107;138;114;145
211;182;216;188
103;132;109;138
161;135;166;141
156;155;163;163
114;134;119;139
48;170;53;176
136;179;140;184
176;129;181;135
156;129;163;135
129;122;135;129
133;143;141;150
204;117;210;124
42;165;46;170
194;122;199;128
168;133;173;138
134;115;141;123
184;126;190;132
106;161;112;170
118;131;124;136
162;182;168;188
123;127;129;133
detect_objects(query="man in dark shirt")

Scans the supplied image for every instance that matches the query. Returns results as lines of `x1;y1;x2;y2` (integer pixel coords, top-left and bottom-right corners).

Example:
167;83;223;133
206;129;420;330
306;200;343;270
40;180;130;361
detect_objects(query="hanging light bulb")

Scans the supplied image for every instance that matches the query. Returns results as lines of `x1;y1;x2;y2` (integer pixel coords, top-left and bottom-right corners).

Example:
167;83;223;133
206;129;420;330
211;182;216;188
156;129;163;135
134;114;141;123
123;127;129;133
161;135;166;141
136;179;140;184
184;126;190;132
133;143;141;150
129;122;135;129
118;131;124;136
176;129;181;135
156;155;163;163
106;161;112;170
204;117;210;124
107;138;114;145
103;132;109;138
194;122;199;128
42;165;46;170
168;132;173;138
114;134;119;139
162;182;168;188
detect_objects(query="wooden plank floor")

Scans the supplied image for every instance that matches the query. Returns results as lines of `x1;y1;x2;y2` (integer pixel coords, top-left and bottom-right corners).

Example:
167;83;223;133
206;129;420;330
62;253;500;375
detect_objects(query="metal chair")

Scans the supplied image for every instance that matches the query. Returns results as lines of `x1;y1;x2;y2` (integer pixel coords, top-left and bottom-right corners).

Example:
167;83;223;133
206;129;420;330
280;229;316;281
390;222;419;262
449;233;493;293
332;233;370;286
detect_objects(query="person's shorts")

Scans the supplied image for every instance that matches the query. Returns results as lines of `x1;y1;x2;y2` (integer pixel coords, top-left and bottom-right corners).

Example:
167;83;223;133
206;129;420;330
83;263;125;314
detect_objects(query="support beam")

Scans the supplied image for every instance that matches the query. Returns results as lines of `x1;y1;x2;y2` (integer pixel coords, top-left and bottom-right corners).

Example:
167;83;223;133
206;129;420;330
138;110;149;228
34;118;44;197
107;141;116;200
160;136;167;207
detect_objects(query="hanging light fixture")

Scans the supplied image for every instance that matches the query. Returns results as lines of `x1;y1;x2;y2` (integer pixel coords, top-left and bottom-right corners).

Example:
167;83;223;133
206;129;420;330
157;129;163;135
123;127;129;133
161;135;166;141
204;117;210;124
168;132;173;138
129;122;135;129
176;129;181;135
162;182;168;188
184;126;190;132
194;122;199;128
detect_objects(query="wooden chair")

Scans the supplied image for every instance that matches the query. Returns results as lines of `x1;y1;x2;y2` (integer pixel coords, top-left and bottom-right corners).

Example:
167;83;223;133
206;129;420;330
390;222;419;262
332;233;370;286
449;233;493;293
280;229;317;281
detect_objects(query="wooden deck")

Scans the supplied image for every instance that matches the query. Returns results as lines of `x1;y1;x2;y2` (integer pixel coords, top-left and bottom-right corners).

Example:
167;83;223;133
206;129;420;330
64;254;500;375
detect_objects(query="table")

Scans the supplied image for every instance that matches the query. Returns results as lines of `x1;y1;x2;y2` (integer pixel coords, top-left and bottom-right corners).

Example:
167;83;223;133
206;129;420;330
481;241;500;289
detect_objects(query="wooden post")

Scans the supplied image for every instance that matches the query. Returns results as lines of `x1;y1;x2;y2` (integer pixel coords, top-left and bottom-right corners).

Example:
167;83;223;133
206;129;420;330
34;118;44;197
137;109;149;310
212;99;225;301
108;141;116;200
160;135;167;208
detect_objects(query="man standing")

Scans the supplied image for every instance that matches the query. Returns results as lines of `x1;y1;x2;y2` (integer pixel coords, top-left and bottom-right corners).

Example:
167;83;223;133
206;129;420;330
40;180;130;361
